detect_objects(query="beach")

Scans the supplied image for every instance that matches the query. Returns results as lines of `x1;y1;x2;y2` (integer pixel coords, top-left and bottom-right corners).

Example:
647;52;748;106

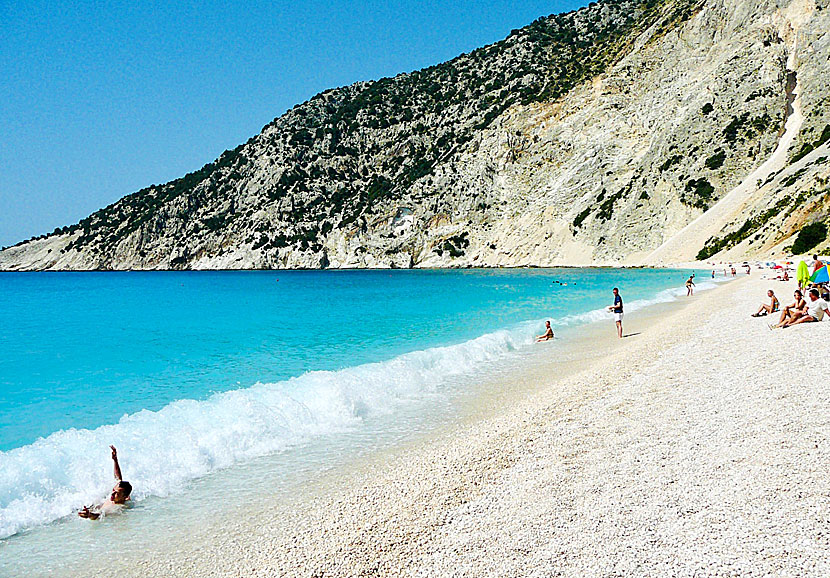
60;273;824;577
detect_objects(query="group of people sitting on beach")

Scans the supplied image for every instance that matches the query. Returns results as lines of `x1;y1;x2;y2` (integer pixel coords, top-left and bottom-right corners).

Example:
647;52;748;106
752;256;830;328
755;288;829;328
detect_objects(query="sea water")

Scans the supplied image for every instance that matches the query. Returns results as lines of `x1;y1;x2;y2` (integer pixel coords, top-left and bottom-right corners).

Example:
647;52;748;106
0;268;719;569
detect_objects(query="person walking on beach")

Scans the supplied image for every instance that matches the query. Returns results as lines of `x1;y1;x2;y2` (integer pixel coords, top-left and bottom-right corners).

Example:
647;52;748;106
686;275;696;296
608;288;623;338
78;445;132;520
536;321;554;342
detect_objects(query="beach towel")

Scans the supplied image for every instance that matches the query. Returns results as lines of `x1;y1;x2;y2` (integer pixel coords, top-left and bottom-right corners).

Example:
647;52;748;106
797;261;811;287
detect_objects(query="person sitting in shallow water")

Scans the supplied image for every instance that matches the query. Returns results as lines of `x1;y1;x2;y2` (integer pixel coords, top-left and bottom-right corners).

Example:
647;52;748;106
536;321;554;342
78;445;132;520
751;290;779;317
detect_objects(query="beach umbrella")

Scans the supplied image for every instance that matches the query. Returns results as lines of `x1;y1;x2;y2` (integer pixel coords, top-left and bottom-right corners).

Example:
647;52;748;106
810;265;829;284
797;261;811;287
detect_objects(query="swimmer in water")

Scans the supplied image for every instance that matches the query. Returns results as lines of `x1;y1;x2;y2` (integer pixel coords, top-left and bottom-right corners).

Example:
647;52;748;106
78;445;132;520
536;321;554;342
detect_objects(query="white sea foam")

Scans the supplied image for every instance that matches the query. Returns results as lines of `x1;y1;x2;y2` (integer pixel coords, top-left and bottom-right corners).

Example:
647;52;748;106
0;328;521;539
553;278;727;328
0;274;728;539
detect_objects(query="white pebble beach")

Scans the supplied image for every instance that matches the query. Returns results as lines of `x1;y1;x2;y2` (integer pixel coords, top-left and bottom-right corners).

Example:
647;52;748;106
85;274;830;577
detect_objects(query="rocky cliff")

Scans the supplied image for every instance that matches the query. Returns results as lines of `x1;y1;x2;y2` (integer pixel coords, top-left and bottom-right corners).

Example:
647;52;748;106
2;0;829;271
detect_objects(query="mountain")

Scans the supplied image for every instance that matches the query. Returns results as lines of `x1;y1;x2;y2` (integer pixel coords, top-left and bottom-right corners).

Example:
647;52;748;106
2;0;829;271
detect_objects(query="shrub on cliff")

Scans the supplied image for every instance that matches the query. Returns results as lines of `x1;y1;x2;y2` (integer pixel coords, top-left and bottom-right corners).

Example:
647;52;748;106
791;222;827;255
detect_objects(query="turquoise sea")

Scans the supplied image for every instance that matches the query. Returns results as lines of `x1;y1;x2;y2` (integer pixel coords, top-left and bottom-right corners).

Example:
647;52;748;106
0;268;715;550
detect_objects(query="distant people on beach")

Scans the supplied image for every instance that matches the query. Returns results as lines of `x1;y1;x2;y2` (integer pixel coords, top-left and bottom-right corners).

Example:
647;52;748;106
751;290;779;317
607;288;623;338
686;275;695;296
771;290;807;328
78;445;132;520
536;321;554;342
745;264;751;275
779;289;829;328
731;267;736;277
774;269;790;281
711;270;715;279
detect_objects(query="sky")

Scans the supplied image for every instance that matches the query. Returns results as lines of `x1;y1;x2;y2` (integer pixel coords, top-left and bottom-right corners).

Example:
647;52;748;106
0;0;588;247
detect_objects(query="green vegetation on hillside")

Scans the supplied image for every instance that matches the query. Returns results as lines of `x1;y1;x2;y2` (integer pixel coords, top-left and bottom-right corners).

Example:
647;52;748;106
791;124;830;164
683;178;715;210
696;196;793;260
19;0;704;266
791;222;828;255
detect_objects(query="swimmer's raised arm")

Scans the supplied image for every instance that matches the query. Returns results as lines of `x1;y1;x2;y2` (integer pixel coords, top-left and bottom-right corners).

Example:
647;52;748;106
111;445;122;482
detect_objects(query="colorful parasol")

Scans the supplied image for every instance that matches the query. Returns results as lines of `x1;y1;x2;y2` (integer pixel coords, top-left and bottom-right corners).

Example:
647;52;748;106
810;265;829;284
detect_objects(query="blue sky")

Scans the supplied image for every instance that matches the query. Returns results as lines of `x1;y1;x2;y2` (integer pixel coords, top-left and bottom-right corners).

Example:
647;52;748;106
0;0;587;247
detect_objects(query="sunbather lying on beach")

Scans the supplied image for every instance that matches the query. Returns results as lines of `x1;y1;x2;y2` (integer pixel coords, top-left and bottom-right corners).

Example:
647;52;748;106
752;290;779;317
536;321;554;342
773;270;790;281
78;445;132;520
780;289;829;328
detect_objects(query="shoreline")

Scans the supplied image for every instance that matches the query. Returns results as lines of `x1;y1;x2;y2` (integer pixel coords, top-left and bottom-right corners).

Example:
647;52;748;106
54;272;827;577
10;272;829;577
125;273;827;576
0;267;705;543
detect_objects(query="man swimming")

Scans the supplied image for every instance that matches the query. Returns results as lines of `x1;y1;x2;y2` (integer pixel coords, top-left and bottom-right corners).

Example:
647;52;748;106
78;445;132;520
607;288;623;338
536;321;554;342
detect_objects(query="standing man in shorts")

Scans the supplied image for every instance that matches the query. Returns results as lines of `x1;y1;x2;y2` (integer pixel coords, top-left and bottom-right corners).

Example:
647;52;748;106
608;287;624;338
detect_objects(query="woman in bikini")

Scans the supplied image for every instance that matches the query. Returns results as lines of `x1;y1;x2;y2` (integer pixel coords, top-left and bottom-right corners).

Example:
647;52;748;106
770;289;806;328
752;289;779;317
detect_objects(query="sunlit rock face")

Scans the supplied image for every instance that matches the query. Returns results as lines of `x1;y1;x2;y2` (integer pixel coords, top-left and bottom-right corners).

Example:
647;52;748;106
2;0;828;271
